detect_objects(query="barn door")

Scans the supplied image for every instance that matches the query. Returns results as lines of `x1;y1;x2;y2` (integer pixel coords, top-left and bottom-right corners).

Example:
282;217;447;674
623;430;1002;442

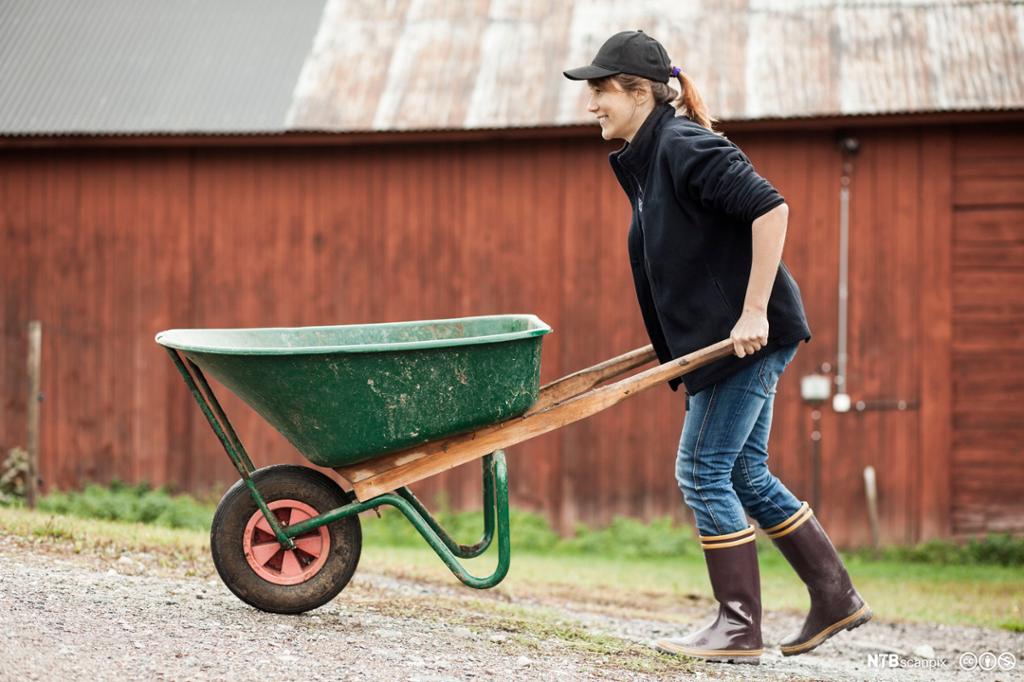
949;125;1024;536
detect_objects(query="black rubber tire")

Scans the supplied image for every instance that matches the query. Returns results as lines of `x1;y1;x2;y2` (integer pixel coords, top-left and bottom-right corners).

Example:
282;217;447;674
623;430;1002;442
210;465;361;614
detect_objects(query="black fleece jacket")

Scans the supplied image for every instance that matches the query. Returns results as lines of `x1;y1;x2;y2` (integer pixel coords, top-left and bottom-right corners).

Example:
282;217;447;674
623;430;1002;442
609;104;812;395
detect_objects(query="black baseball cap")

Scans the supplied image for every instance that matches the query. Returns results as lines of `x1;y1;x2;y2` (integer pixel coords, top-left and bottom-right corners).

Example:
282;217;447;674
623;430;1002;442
563;30;671;84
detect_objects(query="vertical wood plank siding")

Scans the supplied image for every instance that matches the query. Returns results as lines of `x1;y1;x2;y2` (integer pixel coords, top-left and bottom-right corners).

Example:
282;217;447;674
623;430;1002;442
2;123;1022;545
950;128;1024;536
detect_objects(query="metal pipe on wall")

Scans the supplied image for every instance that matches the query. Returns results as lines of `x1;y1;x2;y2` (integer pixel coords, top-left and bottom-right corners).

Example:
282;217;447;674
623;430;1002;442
834;137;859;413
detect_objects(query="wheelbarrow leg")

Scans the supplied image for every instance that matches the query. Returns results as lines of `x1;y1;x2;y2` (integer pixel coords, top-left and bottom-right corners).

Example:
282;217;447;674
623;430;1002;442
388;451;509;588
164;348;296;550
394;453;497;559
394;449;510;589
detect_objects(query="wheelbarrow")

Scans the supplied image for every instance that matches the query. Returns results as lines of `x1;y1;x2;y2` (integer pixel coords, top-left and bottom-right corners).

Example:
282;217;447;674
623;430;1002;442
156;314;733;614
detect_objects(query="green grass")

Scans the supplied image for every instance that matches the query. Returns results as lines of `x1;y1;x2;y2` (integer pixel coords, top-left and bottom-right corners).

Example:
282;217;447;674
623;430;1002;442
34;481;215;530
0;505;209;572
3;484;1023;631
1000;619;1024;633
362;503;702;558
18;481;1024;562
849;534;1024;567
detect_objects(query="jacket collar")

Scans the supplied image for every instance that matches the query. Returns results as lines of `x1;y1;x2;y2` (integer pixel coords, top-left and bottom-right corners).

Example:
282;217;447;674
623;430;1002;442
611;103;676;184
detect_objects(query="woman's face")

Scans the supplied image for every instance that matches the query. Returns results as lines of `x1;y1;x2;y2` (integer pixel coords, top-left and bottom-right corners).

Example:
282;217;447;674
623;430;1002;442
587;78;649;142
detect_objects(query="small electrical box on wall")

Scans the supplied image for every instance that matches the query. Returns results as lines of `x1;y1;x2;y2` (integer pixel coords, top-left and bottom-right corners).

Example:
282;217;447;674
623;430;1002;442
800;373;831;404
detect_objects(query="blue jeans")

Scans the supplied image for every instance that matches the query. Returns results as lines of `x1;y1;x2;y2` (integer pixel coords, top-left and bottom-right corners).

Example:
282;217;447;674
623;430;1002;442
675;342;803;536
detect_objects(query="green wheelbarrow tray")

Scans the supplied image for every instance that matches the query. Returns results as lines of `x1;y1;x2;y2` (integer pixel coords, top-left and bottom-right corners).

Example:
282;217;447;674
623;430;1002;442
158;313;734;611
156;314;551;467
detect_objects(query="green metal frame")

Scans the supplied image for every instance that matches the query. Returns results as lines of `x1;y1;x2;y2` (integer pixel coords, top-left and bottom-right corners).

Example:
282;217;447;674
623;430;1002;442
166;347;511;589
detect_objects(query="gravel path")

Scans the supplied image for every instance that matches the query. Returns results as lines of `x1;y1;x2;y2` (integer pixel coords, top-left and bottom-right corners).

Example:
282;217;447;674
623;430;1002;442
0;537;1021;681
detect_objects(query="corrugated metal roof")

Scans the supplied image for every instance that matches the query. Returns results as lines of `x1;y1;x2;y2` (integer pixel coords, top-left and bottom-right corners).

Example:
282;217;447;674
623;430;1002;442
289;0;1024;131
1;0;1021;136
0;0;326;134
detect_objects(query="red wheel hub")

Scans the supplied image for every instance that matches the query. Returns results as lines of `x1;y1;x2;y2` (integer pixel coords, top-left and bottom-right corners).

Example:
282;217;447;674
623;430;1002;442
243;500;330;585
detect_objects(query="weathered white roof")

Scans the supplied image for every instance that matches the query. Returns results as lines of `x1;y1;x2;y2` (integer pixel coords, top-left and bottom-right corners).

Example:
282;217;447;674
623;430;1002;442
1;0;1021;136
288;0;1024;131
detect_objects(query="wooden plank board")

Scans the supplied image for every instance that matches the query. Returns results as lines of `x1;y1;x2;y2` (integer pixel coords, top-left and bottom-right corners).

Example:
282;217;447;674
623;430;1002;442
953;243;1024;270
917;127;953;540
953;177;1024;207
954;126;1024;159
952;506;1024;535
954;208;1024;242
952;207;1024;275
524;344;656;415
336;340;734;501
953;156;1024;178
953;272;1024;316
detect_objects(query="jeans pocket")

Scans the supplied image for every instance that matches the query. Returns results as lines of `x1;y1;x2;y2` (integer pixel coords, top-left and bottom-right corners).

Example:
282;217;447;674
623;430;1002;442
758;343;797;395
757;355;781;395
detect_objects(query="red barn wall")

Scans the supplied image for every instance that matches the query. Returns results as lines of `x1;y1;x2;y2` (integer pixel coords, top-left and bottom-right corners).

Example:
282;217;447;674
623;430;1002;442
2;120;1022;546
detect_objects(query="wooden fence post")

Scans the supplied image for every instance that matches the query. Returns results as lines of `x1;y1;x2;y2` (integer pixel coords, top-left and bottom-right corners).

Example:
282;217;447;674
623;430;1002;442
26;320;41;508
864;465;880;552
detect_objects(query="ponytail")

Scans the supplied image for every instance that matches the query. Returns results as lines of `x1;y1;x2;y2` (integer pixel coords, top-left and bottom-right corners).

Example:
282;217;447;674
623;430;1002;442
605;67;720;134
672;68;718;132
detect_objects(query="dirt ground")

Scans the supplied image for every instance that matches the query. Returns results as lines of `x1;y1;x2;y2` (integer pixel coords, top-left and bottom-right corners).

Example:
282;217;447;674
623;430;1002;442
0;533;1021;681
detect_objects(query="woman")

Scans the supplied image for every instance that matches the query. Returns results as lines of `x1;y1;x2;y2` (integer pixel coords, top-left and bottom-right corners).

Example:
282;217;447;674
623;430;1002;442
563;31;871;665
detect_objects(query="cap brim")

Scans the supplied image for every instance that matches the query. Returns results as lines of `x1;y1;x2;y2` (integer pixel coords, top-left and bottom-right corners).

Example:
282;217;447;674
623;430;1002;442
562;64;619;81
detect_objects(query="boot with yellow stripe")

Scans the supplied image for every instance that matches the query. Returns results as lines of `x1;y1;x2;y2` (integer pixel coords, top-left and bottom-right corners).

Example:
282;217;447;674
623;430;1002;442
653;525;763;664
765;502;872;656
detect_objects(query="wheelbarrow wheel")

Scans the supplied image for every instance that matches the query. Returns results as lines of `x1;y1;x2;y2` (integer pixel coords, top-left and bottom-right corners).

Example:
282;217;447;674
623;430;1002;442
210;464;361;614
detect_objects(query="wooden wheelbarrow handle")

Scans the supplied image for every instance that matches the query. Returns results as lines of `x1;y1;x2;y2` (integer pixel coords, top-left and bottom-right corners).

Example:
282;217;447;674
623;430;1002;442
337;339;735;501
524;344;659;415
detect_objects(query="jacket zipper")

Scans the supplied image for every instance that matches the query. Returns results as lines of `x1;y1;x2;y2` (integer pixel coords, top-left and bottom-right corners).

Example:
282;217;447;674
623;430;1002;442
633;174;672;348
634;177;654;285
711;274;737;317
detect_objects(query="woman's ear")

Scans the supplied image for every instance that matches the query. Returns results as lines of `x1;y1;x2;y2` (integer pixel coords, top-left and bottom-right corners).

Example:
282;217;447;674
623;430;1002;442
633;82;652;106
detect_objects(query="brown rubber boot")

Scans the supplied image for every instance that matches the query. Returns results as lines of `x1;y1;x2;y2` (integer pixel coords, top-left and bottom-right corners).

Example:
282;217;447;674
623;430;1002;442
766;502;873;656
654;525;763;664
